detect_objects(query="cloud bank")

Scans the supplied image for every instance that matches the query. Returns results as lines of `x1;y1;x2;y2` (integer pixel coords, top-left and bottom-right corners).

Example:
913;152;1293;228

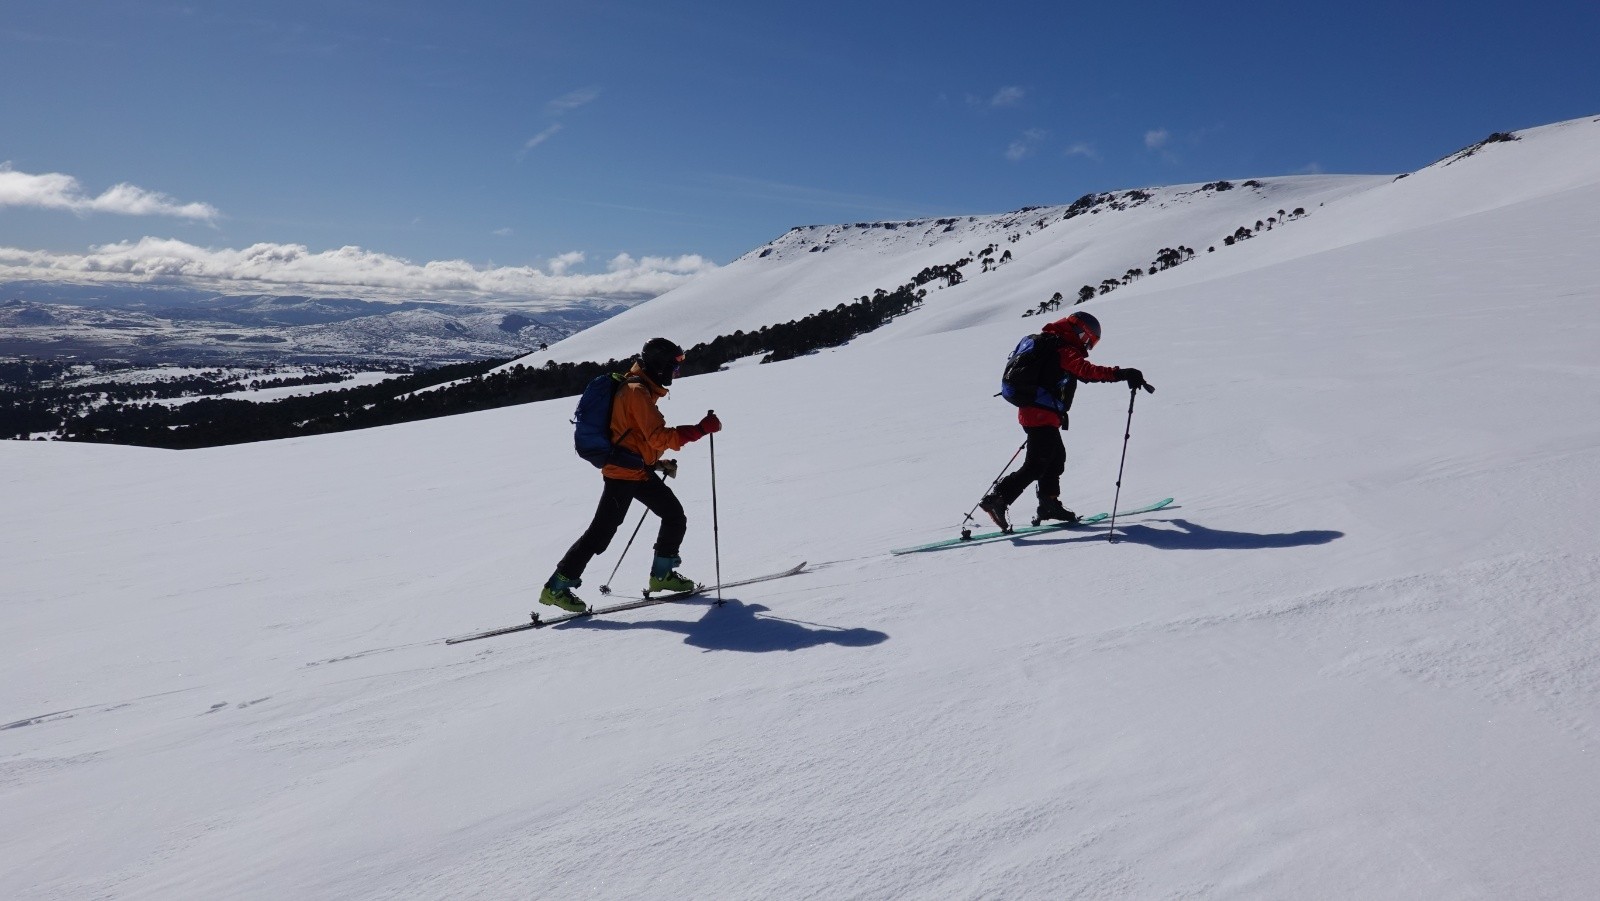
0;238;718;305
0;164;219;220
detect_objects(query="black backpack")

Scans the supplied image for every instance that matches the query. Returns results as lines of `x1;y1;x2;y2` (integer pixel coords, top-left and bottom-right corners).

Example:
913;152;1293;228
999;331;1073;412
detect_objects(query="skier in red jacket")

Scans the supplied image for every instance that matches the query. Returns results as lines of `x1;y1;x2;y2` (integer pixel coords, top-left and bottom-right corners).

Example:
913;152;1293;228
979;311;1149;531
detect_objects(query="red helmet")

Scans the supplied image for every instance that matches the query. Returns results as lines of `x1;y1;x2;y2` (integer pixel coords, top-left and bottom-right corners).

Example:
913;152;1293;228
1065;311;1101;350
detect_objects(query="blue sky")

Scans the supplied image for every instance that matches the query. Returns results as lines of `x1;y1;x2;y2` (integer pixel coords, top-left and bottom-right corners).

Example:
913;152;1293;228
2;0;1597;298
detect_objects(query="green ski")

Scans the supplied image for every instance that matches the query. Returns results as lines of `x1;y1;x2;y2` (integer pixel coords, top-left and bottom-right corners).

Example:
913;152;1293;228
890;498;1174;555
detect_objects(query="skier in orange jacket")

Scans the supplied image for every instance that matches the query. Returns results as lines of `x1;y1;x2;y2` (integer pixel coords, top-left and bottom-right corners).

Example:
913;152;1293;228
540;337;721;611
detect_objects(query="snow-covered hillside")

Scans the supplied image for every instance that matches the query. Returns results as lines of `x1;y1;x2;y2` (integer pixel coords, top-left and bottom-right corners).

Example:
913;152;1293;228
535;173;1385;366
536;117;1600;370
4;115;1600;899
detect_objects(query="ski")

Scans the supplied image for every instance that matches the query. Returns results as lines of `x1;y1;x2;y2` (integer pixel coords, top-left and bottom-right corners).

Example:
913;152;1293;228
890;498;1174;555
444;562;808;644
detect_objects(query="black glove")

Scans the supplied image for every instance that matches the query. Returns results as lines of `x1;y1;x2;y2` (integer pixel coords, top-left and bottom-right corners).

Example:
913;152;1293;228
655;458;679;479
1117;367;1153;393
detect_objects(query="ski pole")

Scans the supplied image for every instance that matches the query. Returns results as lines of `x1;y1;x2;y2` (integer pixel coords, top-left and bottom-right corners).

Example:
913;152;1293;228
1107;385;1140;543
961;439;1029;533
708;409;724;605
598;509;649;596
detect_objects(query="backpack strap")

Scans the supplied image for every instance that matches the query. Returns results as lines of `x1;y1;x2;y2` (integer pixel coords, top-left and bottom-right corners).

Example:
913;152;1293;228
607;373;649;471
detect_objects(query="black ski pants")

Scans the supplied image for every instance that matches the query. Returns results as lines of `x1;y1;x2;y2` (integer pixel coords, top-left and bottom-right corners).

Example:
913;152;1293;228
557;474;687;579
994;425;1066;507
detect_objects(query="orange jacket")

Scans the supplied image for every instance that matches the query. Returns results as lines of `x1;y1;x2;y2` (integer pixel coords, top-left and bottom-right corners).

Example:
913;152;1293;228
602;363;689;480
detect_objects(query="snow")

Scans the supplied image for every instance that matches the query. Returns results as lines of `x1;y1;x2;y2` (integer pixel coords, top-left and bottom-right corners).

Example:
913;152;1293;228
528;174;1389;367
4;115;1600;899
159;371;400;406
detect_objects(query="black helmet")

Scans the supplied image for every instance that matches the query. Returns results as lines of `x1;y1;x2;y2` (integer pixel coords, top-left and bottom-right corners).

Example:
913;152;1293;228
640;337;684;386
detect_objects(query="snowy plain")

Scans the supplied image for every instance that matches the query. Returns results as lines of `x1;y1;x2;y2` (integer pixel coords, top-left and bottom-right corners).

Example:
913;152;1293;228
4;117;1600;899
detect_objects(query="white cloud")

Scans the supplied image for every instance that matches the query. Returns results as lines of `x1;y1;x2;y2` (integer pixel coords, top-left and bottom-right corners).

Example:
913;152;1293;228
1144;128;1170;150
0;164;219;221
990;86;1025;108
0;237;718;303
519;124;564;158
963;86;1024;109
547;250;585;275
546;86;601;115
1005;129;1047;162
517;87;600;159
1063;141;1100;161
492;227;513;237
1297;162;1326;175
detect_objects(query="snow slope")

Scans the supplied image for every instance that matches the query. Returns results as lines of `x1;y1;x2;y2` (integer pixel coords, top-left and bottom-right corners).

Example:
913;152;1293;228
4;115;1600;899
535;173;1385;366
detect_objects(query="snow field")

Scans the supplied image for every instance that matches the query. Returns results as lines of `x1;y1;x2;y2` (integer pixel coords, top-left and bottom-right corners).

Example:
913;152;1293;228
4;116;1600;898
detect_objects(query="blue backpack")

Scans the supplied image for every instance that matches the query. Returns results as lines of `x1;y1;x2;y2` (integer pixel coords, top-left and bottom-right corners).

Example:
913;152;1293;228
572;373;648;470
999;331;1073;412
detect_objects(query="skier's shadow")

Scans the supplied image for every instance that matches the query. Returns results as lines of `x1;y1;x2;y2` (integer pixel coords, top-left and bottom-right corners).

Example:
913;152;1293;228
1028;517;1342;550
561;596;888;653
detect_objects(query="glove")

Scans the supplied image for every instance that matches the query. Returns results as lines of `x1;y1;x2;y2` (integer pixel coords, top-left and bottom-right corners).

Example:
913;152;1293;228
1116;367;1152;393
655;458;679;479
674;413;722;444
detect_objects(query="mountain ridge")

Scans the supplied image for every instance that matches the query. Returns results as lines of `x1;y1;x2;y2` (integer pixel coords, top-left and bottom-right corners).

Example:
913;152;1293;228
538;116;1600;368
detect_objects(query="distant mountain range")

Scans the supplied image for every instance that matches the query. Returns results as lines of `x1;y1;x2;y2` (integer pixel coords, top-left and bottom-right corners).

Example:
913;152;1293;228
0;281;640;365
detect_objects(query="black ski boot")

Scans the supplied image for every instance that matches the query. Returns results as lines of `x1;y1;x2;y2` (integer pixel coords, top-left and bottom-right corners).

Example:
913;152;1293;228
1033;498;1078;527
979;493;1012;533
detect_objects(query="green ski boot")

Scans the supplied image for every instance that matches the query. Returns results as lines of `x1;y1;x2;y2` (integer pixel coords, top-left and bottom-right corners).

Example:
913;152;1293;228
647;555;696;594
539;572;587;612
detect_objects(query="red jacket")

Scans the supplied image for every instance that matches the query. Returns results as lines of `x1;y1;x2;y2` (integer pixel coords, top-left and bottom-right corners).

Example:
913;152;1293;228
1017;317;1121;427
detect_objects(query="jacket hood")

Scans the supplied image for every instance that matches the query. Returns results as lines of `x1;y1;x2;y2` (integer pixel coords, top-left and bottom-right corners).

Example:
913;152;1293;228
627;361;670;397
1042;317;1089;350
